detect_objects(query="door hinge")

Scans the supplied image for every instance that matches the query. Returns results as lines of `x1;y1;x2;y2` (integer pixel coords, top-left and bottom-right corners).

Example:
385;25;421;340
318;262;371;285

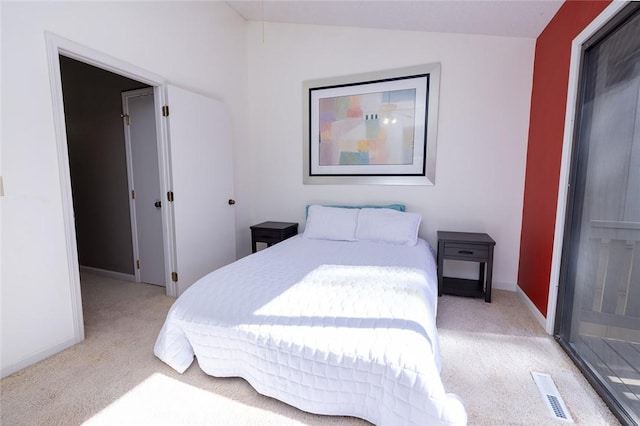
162;105;169;117
171;272;178;282
131;190;135;199
136;259;140;269
167;191;174;202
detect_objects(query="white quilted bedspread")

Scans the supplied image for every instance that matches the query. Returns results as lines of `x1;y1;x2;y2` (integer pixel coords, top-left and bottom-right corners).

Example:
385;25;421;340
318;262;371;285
154;236;467;425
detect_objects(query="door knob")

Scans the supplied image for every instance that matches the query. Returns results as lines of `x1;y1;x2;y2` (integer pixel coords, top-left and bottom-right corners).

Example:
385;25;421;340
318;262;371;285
228;199;236;205
154;201;162;208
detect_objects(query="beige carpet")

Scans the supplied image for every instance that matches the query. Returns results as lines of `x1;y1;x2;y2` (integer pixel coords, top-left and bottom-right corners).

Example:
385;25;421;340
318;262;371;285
0;272;619;425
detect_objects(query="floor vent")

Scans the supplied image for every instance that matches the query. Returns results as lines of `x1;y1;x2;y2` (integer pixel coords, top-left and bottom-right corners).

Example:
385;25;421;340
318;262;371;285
531;371;574;423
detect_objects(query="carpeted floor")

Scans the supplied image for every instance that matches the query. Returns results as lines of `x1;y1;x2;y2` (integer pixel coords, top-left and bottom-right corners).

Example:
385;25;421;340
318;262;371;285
0;272;619;425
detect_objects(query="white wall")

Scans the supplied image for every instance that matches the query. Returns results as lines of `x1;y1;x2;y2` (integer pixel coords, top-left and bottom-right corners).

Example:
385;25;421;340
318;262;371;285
0;1;248;377
1;4;535;376
239;22;535;289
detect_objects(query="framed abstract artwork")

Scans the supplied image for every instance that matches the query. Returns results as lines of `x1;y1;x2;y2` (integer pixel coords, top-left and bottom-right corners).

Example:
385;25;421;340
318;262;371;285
303;63;440;185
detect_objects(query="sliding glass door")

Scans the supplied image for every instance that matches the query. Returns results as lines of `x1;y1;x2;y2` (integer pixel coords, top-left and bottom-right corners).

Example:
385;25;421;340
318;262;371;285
556;4;640;425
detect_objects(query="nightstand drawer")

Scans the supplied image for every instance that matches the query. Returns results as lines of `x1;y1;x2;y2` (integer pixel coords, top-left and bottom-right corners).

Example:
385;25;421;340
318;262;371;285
443;243;489;261
251;229;283;243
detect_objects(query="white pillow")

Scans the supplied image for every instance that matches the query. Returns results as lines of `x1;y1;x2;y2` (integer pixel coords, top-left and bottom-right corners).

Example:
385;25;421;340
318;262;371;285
355;208;421;246
303;205;359;241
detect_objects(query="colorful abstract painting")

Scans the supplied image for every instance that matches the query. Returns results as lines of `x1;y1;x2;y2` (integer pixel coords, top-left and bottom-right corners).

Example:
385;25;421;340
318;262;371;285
304;64;440;185
318;89;417;167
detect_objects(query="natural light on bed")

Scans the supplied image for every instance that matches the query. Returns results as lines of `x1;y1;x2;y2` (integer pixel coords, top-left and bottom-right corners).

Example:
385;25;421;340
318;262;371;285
252;264;429;317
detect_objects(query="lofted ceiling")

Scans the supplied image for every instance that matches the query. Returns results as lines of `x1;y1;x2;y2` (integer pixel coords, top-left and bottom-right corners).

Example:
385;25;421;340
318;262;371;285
226;0;564;38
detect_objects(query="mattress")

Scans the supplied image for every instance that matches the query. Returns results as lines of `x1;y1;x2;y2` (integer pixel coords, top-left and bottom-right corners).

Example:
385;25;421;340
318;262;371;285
154;235;467;425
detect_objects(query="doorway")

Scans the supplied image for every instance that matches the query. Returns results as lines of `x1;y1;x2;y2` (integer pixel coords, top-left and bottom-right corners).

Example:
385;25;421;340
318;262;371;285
59;56;165;285
555;3;640;424
47;33;239;349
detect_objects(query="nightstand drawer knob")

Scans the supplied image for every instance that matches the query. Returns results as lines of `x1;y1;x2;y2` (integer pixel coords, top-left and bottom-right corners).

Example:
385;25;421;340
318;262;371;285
228;199;236;205
459;250;474;255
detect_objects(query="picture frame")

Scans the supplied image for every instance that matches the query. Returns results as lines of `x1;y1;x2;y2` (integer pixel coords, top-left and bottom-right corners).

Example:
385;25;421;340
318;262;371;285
303;63;440;185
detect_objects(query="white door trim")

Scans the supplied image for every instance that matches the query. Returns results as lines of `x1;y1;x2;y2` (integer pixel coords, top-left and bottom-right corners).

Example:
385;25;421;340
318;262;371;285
45;32;175;346
546;1;630;334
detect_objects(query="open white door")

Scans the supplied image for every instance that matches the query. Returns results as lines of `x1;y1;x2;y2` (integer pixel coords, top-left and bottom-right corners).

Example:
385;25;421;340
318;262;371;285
162;85;237;295
123;88;166;286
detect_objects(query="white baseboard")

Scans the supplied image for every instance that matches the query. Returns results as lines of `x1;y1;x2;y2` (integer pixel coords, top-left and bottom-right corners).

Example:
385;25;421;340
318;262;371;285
517;285;549;334
493;281;516;291
79;266;135;282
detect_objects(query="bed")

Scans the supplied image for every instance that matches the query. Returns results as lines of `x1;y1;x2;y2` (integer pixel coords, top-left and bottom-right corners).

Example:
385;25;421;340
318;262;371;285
154;206;467;425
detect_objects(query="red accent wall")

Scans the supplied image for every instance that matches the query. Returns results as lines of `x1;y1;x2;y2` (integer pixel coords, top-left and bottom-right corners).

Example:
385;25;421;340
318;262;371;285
518;0;611;317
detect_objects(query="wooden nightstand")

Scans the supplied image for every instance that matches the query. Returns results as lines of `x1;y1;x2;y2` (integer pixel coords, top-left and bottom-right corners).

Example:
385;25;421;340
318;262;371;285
437;231;496;302
250;221;298;253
